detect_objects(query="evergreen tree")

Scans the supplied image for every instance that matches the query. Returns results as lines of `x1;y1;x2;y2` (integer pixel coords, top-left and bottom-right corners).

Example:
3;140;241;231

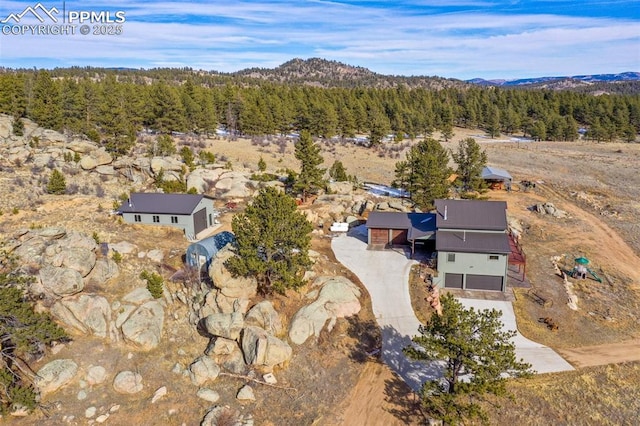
328;160;348;182
395;138;451;210
140;270;164;299
258;156;267;172
46;169;67;194
225;187;313;295
405;293;532;424
29;70;62;130
150;81;185;133
98;75;136;156
451;138;488;193
11;115;24;136
149;134;177;157
0;270;68;414
485;105;501;138
367;107;389;147
293;131;325;201
180;146;195;170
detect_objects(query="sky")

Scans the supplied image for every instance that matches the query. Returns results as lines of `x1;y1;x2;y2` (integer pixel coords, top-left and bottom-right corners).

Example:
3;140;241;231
0;0;638;80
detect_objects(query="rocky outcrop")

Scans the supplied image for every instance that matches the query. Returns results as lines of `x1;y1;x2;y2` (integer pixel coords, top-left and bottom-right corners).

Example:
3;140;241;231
80;148;113;170
36;359;78;395
244;301;283;336
208;246;257;314
215;171;252;198
328;181;354;195
39;265;85;297
241;326;292;368
186;167;226;194
289;276;362;345
532;202;569;218
120;300;164;351
202;312;244;341
51;294;113;338
85;258;119;286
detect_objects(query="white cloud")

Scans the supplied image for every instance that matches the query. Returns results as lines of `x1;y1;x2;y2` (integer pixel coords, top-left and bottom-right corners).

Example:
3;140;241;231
0;0;638;79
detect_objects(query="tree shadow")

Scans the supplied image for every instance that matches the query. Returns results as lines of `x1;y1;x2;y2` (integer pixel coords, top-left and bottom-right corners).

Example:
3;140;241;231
345;315;381;363
383;372;426;424
380;325;444;393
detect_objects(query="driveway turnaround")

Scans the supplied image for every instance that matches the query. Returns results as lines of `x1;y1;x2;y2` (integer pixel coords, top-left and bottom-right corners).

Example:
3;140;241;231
332;228;573;392
457;299;574;374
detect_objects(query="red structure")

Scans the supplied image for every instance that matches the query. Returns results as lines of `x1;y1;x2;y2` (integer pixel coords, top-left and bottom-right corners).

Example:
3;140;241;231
508;231;526;281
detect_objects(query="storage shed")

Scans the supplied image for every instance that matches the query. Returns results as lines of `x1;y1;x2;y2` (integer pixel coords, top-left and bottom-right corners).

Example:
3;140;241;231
185;231;235;270
481;166;513;190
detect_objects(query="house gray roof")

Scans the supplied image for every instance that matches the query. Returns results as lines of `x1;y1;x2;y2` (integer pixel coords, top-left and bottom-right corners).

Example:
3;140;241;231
435;230;511;254
434;199;507;231
118;193;214;215
481;166;512;181
366;211;436;240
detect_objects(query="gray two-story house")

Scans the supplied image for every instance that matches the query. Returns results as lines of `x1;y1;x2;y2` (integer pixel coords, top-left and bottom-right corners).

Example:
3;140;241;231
118;193;217;240
433;199;511;291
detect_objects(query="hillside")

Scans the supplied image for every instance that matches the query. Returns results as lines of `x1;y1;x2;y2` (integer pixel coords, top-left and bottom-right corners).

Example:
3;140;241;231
233;57;465;89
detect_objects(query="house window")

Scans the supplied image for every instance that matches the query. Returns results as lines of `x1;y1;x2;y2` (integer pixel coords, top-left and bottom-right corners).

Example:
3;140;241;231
447;253;456;262
134;214;141;222
153;215;160;223
209;214;212;226
488;255;500;261
171;216;178;224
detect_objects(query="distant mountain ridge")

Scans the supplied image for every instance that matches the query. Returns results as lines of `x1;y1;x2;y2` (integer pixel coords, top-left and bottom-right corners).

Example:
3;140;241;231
232;59;639;92
467;72;640;87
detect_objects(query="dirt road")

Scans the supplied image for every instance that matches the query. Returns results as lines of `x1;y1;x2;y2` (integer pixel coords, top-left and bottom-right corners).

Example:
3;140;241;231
558;339;640;368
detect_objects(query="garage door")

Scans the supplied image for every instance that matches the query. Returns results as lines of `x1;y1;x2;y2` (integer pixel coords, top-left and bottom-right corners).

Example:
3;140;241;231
391;229;408;245
444;273;463;289
193;208;207;235
466;274;503;291
370;228;388;245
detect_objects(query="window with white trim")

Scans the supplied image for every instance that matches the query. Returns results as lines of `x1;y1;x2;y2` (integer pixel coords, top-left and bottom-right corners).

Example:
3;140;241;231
171;216;178;224
153;215;160;223
488;255;500;261
134;214;141;222
447;253;456;262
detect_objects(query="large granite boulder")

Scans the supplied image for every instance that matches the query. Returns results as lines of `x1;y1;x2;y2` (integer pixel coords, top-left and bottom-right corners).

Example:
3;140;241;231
120;301;164;351
39;265;84;297
202;312;244;341
209;247;257;296
289;276;361;345
46;246;96;277
241;326;292;368
36;359;78;395
113;371;143;394
244;301;283;336
51;294;112;338
186;168;226;194
150;157;183;175
85;258;120;286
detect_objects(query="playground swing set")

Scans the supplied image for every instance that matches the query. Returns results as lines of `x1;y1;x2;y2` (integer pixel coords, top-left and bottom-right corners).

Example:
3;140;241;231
567;256;603;283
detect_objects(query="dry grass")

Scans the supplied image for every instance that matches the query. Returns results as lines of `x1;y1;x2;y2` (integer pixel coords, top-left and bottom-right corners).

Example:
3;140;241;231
484;362;640;425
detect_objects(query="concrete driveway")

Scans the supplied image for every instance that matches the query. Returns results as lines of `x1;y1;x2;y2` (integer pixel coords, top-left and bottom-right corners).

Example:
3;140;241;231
331;227;573;392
